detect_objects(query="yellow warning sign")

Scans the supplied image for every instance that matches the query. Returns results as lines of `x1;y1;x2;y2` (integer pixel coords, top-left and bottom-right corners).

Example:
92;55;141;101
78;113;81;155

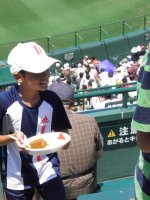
107;130;116;138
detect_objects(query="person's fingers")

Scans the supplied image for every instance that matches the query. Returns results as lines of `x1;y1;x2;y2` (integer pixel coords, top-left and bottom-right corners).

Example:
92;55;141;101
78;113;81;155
15;132;25;143
62;141;70;150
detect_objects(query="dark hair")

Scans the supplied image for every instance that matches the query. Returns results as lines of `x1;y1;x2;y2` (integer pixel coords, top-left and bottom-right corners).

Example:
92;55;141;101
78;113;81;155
100;68;105;72
88;80;92;87
91;56;96;60
19;70;26;74
82;84;87;90
79;72;84;78
129;73;135;81
86;74;90;80
108;73;113;77
71;63;76;68
122;77;128;84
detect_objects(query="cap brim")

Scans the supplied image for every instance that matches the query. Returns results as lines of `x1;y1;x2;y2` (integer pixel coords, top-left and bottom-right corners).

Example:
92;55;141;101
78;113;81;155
24;56;60;73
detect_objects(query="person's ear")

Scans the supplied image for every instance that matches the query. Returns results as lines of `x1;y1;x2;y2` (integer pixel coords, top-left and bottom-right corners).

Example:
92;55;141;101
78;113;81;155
13;72;23;85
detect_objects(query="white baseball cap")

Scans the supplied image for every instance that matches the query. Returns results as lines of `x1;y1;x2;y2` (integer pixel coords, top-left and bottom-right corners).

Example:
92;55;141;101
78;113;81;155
7;42;60;74
63;63;70;70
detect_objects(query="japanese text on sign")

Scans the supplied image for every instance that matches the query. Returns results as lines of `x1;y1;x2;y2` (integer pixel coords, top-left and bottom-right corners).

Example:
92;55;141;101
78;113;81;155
107;126;137;146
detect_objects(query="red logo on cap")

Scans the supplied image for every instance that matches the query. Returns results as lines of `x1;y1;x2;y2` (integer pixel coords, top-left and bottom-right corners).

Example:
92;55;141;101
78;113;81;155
34;45;42;54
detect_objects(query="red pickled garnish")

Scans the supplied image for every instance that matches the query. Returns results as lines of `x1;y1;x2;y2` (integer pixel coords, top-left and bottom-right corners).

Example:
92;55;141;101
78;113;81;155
57;133;65;140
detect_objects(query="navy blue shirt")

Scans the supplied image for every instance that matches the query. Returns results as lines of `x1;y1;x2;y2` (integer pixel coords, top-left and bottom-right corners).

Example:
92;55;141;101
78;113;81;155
0;85;71;190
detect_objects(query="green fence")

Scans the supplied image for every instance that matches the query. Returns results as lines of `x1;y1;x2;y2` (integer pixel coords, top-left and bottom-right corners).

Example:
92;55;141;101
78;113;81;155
0;14;150;62
76;87;138;181
48;14;150;51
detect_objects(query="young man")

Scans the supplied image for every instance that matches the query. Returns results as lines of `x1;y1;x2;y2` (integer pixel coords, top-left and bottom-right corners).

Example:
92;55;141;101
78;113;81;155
49;81;103;200
131;50;150;200
0;42;71;200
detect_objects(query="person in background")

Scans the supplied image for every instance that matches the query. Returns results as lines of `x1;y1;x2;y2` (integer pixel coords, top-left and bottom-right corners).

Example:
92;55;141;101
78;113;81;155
98;68;109;87
79;69;91;89
0;42;71;200
76;72;84;90
91;56;99;66
62;63;71;83
49;81;103;200
55;62;62;76
82;55;91;67
131;50;150;200
75;63;85;80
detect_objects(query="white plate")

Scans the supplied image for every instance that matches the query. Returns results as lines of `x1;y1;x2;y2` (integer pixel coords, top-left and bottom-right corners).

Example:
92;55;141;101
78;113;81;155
24;132;71;156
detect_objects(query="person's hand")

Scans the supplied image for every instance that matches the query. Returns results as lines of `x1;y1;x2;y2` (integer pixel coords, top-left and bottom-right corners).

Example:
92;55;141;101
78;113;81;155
10;132;28;151
62;141;70;150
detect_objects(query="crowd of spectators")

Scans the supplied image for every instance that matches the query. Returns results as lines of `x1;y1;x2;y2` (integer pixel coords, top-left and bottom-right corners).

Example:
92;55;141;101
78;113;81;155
48;43;149;111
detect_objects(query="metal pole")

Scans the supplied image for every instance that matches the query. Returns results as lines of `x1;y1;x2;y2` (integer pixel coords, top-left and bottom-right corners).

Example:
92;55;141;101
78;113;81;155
99;26;102;41
123;21;125;36
75;32;77;47
103;41;109;58
47;36;50;52
144;15;146;30
122;92;128;108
